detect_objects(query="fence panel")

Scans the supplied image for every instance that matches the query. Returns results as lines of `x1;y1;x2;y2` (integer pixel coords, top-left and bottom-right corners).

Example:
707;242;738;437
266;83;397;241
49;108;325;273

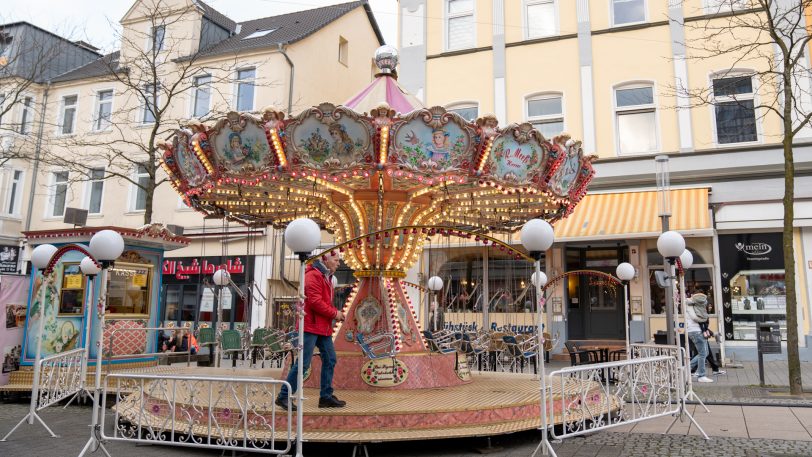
101;373;292;455
37;348;85;410
549;355;682;440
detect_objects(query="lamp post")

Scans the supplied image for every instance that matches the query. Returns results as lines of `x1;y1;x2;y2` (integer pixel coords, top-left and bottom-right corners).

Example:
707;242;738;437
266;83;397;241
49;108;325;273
655;155;676;345
657;230;685;348
427;276;444;332
284;218;321;457
212;268;231;368
521;218;554;457
1;244;59;442
78;229;124;457
77;257;101;398
531;270;547;365
616;262;635;356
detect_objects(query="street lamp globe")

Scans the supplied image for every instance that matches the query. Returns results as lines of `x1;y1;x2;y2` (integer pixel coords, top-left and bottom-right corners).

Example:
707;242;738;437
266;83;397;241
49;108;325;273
531;271;548;288
656;230;685;259
616;262;635;282
427;276;444;292
284;218;321;254
520;219;555;253
31;244;58;270
89;230;125;262
80;256;102;276
679;250;694;269
212;269;231;287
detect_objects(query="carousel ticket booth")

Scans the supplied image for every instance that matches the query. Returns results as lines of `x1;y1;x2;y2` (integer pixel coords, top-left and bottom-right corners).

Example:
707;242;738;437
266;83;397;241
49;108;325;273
17;225;188;374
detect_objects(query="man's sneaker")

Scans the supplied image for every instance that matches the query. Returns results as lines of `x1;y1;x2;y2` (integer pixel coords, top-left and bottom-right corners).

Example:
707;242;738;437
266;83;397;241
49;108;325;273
275;397;295;411
697;376;714;383
713;370;726;375
691;372;699;378
318;396;346;408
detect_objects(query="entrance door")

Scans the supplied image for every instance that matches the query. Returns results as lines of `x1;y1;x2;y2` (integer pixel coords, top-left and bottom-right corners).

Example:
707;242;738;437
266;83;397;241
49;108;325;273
566;247;626;339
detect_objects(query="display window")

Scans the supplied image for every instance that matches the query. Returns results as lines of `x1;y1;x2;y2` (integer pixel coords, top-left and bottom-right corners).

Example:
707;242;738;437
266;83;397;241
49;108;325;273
58;263;85;315
106;262;152;317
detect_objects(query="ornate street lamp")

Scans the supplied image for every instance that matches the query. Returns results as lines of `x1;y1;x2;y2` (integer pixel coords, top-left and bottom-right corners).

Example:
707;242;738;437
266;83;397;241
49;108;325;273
616;262;636;355
211;268;231;367
520;218;555;457
657;230;685;345
284;218;321;457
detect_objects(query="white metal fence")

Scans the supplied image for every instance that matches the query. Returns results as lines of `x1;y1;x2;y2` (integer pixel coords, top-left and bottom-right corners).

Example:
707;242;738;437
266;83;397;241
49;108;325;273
548;355;682;440
101;373;293;455
36;348;85;410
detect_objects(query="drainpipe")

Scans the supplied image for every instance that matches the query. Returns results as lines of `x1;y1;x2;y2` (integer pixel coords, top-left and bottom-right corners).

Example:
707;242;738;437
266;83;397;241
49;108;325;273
21;80;51;273
276;43;294;116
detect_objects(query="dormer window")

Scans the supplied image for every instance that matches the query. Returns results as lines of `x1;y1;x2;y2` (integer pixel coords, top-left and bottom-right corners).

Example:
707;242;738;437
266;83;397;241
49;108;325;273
242;29;276;40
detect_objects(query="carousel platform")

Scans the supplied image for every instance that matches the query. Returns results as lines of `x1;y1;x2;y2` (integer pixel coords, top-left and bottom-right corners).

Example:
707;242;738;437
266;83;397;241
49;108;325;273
111;366;620;443
0;360;162;393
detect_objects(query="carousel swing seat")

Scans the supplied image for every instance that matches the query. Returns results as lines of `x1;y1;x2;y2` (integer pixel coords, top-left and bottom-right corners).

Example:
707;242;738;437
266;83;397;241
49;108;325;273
422;330;456;354
356;332;397;360
498;335;539;374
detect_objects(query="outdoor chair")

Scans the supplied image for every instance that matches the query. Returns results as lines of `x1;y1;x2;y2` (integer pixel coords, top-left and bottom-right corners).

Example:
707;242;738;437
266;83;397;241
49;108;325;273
564;341;601;366
220;329;244;367
499;335;538;373
249;327;271;366
263;330;293;368
422;330;456;354
197;327;217;365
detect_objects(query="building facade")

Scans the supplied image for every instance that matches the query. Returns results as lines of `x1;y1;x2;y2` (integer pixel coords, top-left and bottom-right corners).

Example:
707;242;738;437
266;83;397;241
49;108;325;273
3;0;384;330
399;0;812;360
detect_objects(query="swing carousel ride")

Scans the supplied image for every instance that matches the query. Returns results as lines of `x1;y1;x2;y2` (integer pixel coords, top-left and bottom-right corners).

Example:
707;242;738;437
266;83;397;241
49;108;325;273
131;46;609;442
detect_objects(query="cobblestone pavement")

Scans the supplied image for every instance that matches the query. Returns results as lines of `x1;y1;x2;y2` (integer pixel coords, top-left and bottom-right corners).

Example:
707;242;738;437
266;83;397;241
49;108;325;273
3;402;812;457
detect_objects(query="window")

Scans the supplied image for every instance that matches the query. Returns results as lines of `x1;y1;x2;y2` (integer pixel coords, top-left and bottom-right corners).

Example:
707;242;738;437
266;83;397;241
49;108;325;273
446;0;475;50
4;169;23;216
49;171;69;218
86;167;104;214
615;85;657;154
151;25;165;52
58;263;85;315
527;93;564;139
612;0;646;26
132;164;149;212
18;96;33;135
235;68;255;111
338;36;348;66
242;29;275;40
192;74;211;118
106;263;152;316
446;103;478;121
525;0;556;38
60;95;78;135
0;93;5;127
712;75;757;144
93;90;113;131
704;0;748;14
142;84;157;124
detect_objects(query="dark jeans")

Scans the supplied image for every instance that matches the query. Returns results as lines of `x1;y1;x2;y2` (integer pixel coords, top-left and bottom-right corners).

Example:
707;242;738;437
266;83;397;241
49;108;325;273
278;332;336;401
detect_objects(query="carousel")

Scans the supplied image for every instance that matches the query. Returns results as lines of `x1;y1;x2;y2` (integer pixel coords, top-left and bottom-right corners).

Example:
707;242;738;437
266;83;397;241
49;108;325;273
119;46;607;444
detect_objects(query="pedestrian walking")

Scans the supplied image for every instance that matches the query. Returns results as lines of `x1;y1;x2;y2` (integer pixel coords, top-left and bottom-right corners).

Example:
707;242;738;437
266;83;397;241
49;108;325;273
686;293;713;383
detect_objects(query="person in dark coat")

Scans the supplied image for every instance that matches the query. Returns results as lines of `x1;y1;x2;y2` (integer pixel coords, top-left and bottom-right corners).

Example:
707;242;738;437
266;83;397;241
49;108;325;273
276;252;346;409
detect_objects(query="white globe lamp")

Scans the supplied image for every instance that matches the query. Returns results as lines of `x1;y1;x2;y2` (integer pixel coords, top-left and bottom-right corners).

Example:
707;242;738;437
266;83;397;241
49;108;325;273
427;276;444;292
212;269;231;287
89;229;125;262
80;256;102;276
657;230;685;259
616;262;635;282
31;244;58;270
679;250;694;269
520;219;555;254
285;218;321;255
531;271;548;288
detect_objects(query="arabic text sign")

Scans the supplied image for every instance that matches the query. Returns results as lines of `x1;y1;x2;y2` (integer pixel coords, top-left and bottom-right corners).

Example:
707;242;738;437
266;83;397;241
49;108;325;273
162;257;246;280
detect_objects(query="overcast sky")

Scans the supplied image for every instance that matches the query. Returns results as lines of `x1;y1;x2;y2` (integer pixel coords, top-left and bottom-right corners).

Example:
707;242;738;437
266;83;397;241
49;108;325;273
3;0;398;53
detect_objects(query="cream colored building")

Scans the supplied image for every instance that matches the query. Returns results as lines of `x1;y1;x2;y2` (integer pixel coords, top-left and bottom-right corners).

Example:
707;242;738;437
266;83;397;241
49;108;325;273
17;0;384;329
398;0;812;360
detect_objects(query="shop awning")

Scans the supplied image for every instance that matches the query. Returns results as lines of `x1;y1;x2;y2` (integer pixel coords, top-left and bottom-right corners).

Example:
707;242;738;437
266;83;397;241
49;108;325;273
553;188;711;241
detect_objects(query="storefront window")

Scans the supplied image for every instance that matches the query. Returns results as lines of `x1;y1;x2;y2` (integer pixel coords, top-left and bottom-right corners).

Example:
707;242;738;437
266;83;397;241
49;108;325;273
487;255;536;313
719;233;786;341
58;263;85;315
648;267;714;315
106;263;152;316
435;249;485;312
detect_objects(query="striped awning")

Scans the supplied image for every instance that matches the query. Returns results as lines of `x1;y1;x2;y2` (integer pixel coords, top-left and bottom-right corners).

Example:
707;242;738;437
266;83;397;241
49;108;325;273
344;74;424;114
553;188;711;240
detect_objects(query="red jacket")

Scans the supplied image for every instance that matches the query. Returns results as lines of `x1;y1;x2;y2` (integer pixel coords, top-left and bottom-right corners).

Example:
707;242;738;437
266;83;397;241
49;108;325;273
301;263;337;336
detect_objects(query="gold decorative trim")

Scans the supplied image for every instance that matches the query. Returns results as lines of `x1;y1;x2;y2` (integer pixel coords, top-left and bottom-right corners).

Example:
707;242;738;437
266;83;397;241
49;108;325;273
354;270;406;278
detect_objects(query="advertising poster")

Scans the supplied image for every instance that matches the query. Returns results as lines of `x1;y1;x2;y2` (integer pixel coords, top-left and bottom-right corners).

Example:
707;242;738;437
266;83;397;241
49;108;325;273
0;275;30;385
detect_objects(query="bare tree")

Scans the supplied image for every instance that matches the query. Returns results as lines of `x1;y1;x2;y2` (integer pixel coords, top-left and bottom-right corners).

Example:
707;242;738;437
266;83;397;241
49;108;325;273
43;0;270;224
676;0;812;394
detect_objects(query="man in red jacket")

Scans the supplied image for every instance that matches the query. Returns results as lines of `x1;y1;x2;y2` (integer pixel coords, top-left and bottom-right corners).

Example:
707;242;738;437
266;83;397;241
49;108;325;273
276;252;346;409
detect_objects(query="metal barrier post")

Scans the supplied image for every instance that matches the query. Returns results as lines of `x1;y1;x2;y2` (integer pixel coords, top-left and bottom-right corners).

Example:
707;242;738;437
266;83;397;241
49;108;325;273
64;275;96;408
1;274;59;441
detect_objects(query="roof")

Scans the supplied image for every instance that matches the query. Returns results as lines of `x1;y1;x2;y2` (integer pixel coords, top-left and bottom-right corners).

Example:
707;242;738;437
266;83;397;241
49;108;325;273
194;1;384;59
0;21;102;58
51;51;121;83
193;0;236;32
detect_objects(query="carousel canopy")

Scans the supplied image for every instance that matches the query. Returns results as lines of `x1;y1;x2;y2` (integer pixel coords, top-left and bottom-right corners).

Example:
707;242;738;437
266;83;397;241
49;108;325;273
160;47;595;271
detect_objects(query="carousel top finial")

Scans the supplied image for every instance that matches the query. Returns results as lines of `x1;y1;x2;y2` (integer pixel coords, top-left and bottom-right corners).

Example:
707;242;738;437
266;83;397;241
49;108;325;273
374;45;399;75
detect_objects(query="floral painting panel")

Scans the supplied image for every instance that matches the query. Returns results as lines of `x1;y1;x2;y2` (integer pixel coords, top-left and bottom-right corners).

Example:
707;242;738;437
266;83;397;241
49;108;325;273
291;117;369;167
212;122;271;171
